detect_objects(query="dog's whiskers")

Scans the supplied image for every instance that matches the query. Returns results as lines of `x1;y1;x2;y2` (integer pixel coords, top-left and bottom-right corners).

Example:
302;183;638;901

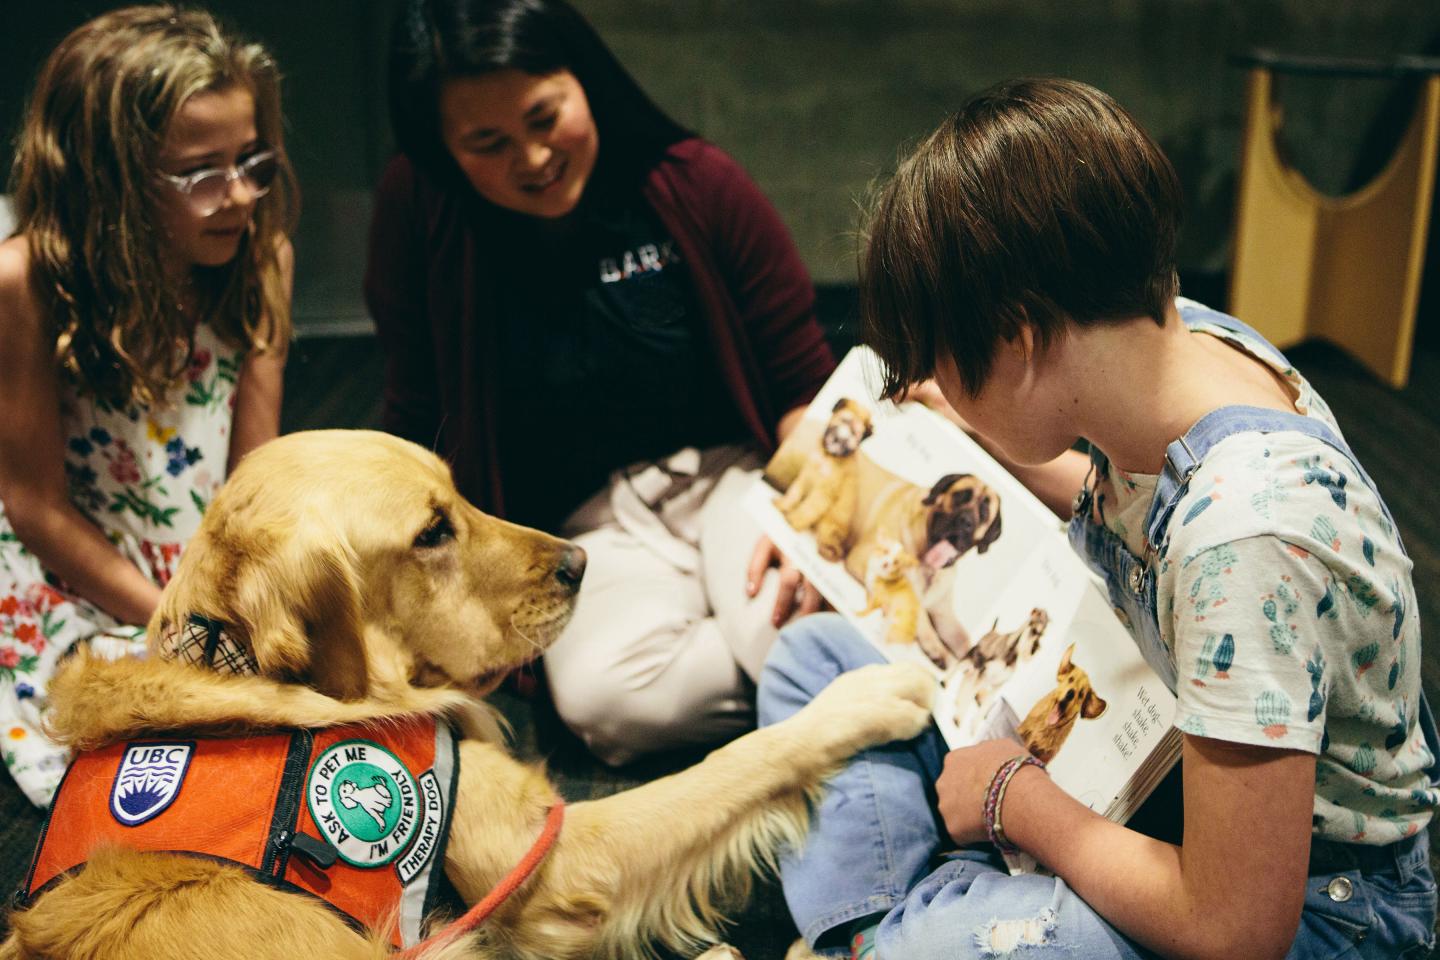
507;608;550;656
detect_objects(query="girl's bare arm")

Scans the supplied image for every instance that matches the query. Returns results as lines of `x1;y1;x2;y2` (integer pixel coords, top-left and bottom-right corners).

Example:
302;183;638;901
939;733;1313;960
0;239;162;625
228;238;294;467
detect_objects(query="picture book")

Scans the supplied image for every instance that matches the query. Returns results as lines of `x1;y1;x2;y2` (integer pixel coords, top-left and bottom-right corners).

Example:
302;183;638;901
746;348;1181;827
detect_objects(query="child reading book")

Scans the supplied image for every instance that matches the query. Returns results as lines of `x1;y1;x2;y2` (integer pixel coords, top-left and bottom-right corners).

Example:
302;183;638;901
759;78;1437;960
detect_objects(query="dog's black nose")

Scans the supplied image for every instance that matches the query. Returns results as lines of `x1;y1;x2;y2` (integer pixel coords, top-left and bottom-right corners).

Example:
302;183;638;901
556;546;587;590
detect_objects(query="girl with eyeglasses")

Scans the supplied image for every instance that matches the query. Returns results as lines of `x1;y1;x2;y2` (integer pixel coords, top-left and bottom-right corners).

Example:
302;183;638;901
369;0;832;766
0;4;298;806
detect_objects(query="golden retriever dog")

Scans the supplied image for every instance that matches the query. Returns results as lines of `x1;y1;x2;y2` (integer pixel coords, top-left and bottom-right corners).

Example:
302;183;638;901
1017;643;1108;764
2;430;934;960
774;398;874;561
951;607;1050;738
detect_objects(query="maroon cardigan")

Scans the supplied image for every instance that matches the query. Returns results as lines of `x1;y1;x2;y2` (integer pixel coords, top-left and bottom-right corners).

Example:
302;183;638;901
363;138;836;517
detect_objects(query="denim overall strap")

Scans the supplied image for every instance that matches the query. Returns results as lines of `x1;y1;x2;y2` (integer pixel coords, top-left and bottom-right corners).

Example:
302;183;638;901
1176;300;1293;368
1141;404;1401;567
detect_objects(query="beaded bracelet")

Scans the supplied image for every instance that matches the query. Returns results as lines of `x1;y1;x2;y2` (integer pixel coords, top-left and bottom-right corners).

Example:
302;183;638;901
982;754;1046;854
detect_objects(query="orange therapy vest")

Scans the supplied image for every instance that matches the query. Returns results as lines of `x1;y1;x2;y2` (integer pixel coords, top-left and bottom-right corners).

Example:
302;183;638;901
24;718;459;947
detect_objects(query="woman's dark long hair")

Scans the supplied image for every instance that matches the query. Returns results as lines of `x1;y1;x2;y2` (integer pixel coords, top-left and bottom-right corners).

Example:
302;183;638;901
389;0;690;197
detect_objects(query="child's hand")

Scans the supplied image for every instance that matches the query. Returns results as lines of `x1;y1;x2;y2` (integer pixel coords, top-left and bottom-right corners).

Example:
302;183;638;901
935;738;1039;845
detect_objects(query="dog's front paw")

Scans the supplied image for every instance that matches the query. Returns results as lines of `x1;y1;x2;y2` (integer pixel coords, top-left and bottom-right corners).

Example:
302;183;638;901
801;662;935;761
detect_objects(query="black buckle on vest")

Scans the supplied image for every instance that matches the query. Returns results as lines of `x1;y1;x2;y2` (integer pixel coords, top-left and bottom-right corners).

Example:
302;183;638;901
277;829;338;871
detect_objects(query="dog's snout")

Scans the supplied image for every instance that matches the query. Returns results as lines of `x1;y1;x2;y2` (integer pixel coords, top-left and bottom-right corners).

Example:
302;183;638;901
556;546;587;590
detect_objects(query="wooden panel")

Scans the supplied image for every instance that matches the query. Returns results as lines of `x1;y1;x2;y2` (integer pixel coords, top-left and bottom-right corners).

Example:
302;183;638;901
1230;68;1440;387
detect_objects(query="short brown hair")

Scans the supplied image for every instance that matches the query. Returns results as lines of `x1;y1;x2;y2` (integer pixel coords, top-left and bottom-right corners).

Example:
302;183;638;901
860;77;1182;398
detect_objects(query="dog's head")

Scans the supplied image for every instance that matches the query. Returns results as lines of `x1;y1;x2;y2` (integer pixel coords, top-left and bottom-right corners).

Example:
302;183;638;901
149;430;585;702
821;398;874;458
1045;643;1107;729
920;473;1002;568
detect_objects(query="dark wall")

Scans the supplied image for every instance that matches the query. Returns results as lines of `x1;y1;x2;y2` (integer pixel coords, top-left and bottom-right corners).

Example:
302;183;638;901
4;2;1439;333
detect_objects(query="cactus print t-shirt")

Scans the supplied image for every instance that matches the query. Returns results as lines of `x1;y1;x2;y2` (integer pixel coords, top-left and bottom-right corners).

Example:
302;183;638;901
1090;302;1435;845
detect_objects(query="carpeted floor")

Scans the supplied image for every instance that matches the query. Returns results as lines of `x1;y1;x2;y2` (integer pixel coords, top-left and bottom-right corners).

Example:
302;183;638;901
2;295;1437;956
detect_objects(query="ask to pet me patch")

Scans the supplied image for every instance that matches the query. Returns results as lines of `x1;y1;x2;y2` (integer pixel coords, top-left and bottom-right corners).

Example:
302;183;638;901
306;739;431;870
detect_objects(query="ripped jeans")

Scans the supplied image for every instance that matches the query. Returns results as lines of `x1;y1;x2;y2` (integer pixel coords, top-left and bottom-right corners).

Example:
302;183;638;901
759;614;1437;960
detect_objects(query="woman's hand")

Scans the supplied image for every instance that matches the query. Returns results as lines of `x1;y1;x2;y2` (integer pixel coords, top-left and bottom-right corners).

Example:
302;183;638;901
746;534;823;627
935;738;1041;845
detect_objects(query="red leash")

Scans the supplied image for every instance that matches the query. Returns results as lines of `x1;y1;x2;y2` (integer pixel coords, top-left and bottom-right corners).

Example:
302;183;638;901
397;801;565;958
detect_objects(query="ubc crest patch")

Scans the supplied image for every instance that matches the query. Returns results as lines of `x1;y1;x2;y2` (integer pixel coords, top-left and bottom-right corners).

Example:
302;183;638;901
306;740;422;868
110;741;194;826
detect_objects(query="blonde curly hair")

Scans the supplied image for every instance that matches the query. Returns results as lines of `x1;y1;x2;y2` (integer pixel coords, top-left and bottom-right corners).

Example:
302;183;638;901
9;4;299;408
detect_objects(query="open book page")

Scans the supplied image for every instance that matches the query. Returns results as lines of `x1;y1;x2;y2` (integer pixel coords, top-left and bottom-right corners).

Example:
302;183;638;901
745;347;1180;824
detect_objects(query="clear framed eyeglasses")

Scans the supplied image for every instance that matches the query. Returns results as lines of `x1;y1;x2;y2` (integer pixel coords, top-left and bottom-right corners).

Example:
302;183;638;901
156;149;279;217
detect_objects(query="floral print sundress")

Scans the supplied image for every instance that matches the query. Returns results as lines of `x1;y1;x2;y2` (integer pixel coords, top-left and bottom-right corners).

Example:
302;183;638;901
0;323;244;806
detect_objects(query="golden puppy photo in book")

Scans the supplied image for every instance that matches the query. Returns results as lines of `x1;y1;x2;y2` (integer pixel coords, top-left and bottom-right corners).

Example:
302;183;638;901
1018;643;1109;763
856;535;922;646
774;397;873;560
855;535;963;673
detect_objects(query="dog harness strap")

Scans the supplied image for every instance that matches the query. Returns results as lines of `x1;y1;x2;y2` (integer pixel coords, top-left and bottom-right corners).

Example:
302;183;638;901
396;800;566;959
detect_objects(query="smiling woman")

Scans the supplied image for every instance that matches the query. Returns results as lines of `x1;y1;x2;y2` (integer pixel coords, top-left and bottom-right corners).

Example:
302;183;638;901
438;68;599;219
367;0;836;767
0;4;298;808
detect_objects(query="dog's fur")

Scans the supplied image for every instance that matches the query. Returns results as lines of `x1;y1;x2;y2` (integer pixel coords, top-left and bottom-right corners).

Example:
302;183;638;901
1017;643;1107;763
774;398;873;561
951;607;1050;736
3;430;933;960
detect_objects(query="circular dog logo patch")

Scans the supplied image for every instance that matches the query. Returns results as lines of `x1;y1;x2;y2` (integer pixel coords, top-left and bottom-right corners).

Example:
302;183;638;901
306;740;421;868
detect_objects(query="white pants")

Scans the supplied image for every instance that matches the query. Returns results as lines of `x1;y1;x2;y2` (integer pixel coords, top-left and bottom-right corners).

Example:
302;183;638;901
543;444;785;766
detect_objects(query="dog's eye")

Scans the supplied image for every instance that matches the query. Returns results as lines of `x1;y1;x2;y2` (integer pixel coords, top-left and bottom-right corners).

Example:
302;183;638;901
413;511;455;549
953;489;974;506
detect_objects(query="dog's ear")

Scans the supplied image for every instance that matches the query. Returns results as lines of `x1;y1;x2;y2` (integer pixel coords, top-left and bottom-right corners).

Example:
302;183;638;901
923;473;965;507
1082;689;1108;720
227;526;370;701
974;491;1003;554
1057;642;1076;675
832;398;851;414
